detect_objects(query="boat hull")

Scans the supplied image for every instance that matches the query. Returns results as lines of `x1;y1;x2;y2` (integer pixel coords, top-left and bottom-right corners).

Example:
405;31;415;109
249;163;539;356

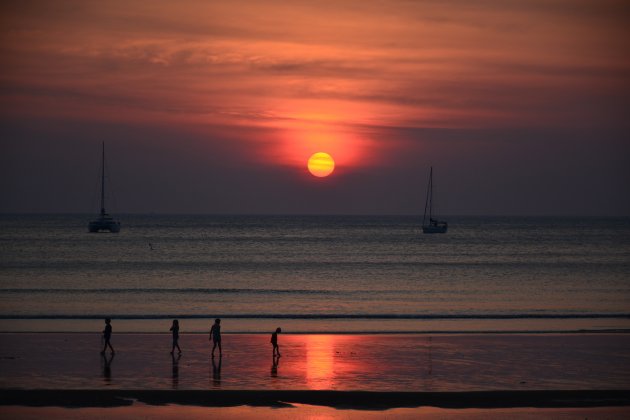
422;225;448;234
88;218;121;233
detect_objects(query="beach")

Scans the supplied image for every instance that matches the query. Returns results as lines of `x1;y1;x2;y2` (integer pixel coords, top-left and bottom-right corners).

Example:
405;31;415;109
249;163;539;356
1;332;629;417
2;333;630;391
2;216;629;417
2;0;630;414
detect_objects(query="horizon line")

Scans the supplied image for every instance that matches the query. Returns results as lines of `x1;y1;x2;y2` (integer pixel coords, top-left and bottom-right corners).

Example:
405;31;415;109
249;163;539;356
1;212;629;218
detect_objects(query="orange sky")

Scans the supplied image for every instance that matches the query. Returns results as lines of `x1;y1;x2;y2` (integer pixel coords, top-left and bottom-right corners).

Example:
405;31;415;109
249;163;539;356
1;0;628;214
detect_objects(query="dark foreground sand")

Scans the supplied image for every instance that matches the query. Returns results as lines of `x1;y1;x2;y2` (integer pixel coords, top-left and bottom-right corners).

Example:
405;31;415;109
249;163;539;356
1;391;629;419
1;389;630;409
2;404;629;420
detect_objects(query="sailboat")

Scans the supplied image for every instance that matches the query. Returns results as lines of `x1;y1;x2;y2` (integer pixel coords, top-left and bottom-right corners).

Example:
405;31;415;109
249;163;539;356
422;166;448;234
88;142;121;233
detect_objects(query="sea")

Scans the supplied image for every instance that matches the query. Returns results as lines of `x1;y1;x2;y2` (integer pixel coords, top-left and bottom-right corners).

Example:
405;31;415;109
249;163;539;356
0;214;629;334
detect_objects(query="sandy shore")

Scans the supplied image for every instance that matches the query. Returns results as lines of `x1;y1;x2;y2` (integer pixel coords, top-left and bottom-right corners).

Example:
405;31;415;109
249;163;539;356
2;333;630;391
1;332;629;418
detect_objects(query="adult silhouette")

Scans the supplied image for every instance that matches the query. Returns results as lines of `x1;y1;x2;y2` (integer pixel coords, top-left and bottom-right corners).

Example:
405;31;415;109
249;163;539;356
170;319;182;354
209;318;222;357
100;318;115;354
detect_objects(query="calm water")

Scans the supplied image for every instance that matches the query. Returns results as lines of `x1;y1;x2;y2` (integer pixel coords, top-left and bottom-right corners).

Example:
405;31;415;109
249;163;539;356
0;215;629;332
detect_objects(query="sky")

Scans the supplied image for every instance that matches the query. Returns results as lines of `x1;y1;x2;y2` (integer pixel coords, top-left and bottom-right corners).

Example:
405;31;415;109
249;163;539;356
1;0;629;215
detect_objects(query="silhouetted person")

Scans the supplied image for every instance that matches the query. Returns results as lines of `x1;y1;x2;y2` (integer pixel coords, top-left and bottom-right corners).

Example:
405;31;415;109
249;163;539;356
171;353;180;389
101;318;115;354
170;319;182;354
271;327;282;357
271;354;280;377
211;354;222;386
101;352;114;384
209;318;222;357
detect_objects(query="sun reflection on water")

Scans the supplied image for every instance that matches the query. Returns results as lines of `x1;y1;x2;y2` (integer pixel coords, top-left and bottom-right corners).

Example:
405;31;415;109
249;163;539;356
306;335;335;390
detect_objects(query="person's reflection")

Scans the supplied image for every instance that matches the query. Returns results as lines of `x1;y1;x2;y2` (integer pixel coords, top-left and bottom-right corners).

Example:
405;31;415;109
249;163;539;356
211;355;222;387
101;352;115;384
271;354;280;378
428;336;433;376
423;336;434;391
171;353;181;389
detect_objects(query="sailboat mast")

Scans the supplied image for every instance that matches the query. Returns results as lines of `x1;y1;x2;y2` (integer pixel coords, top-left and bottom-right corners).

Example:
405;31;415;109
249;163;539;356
100;142;105;216
421;166;447;233
428;167;433;220
423;166;432;225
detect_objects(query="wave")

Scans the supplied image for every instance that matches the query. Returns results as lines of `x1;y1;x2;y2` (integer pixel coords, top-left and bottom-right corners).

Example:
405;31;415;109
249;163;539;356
2;287;626;296
3;260;629;271
1;313;628;320
0;288;345;295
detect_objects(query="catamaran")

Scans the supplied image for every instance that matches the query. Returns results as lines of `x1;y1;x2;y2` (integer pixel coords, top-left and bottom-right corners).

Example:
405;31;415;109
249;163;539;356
88;142;121;233
422;166;447;234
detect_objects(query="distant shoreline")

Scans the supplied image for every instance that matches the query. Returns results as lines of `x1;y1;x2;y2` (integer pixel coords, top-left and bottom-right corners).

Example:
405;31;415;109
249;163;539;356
1;389;629;409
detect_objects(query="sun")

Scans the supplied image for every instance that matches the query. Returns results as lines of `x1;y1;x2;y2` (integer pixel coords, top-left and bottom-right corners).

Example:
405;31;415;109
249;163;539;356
307;152;335;177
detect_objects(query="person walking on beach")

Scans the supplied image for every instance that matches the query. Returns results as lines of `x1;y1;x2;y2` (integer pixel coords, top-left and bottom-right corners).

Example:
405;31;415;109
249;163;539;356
271;327;282;357
101;318;115;354
209;318;222;357
170;319;182;354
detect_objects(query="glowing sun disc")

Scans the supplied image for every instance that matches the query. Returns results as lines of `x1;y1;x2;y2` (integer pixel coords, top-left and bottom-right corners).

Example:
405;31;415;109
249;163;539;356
307;152;335;177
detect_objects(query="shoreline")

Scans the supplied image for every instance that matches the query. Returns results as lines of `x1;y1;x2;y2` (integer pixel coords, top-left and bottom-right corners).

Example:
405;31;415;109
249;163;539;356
2;389;629;409
1;329;630;334
3;317;630;334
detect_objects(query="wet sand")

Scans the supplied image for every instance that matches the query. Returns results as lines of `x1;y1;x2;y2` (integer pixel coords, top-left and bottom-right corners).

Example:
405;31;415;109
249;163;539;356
1;333;629;391
1;333;629;417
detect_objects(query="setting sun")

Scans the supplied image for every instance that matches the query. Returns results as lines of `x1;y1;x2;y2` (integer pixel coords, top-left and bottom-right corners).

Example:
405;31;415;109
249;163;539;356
307;152;335;178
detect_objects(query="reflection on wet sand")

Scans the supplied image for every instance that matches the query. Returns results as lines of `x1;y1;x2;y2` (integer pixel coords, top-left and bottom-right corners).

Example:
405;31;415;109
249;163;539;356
271;355;280;378
211;356;221;387
4;334;629;391
171;353;180;389
306;335;334;389
101;353;114;385
424;335;434;391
